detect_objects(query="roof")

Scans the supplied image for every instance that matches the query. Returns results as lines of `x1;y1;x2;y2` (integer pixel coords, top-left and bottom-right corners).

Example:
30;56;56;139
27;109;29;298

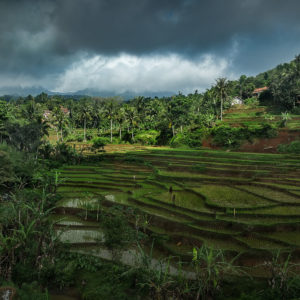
253;87;268;93
60;106;70;114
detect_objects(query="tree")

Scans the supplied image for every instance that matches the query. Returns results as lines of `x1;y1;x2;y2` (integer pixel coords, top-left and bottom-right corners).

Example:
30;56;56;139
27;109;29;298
77;100;92;142
124;105;137;142
270;54;300;109
52;107;69;141
115;106;125;140
215;78;229;121
104;99;118;143
0;101;9;143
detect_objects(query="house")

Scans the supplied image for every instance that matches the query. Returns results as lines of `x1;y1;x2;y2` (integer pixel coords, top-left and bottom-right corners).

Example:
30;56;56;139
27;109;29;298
43;110;51;119
253;86;268;97
231;97;243;106
60;106;70;115
43;106;70;120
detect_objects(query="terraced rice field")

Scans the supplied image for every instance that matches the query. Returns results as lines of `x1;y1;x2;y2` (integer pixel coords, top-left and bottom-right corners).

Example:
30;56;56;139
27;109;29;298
53;148;300;265
223;105;300;129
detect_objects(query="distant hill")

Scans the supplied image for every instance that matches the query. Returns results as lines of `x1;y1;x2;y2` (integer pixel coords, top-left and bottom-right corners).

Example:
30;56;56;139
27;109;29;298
0;85;174;100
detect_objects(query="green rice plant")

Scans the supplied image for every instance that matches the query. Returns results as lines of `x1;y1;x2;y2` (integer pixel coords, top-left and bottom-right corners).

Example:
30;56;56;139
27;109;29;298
238;185;300;204
261;250;300;299
236;235;287;250
192;245;243;299
240;205;300;216
194;185;272;209
261;232;300;247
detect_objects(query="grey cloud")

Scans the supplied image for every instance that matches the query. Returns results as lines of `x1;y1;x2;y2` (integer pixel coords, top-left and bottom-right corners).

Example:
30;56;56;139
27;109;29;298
0;0;299;92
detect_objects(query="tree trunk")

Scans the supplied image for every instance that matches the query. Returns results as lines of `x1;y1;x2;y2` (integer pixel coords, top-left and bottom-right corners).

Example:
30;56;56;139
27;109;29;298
172;125;175;137
180;125;183;133
83;117;86;142
61;128;63;141
110;119;113;143
220;95;223;121
131;128;134;142
119;126;122;140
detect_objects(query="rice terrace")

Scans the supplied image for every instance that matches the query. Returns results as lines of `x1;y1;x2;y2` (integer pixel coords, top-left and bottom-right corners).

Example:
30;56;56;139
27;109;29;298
55;146;300;267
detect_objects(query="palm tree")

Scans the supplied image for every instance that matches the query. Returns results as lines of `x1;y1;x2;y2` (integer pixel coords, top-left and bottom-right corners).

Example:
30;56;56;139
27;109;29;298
104;99;117;143
115;107;125;140
124;105;137;142
52;107;68;141
77;101;92;142
215;78;228;121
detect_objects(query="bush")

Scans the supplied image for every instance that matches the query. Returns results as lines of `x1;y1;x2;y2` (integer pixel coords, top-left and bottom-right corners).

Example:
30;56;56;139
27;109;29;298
170;128;209;148
292;106;300;114
156;124;173;145
53;142;81;164
244;97;259;107
66;133;83;142
91;137;107;152
85;133;93;141
169;133;187;148
211;125;243;148
187;128;209;148
278;140;300;154
135;130;159;145
211;124;277;148
254;123;278;138
76;136;83;142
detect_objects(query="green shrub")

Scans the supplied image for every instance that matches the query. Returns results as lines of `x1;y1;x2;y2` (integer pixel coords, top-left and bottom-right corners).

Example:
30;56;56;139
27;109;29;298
76;135;83;142
85;133;93;141
53;142;81;163
292;106;300;114
91;137;107;151
278;140;300;154
188;128;209;147
211;125;242;148
66;133;84;142
17;282;49;300
255;123;277;138
170;128;209;148
135;130;159;145
101;206;135;249
244;97;259;107
169;133;187;148
211;124;278;148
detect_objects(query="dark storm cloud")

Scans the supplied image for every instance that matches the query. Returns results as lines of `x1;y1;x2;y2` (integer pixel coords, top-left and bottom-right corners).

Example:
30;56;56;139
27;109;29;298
53;0;300;55
0;0;300;91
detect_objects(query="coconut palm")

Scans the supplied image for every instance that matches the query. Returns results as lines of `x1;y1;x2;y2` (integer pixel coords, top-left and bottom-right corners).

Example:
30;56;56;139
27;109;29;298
115;106;126;140
52;107;68;141
124;105;138;142
104;99;118;143
215;78;229;121
77;101;92;142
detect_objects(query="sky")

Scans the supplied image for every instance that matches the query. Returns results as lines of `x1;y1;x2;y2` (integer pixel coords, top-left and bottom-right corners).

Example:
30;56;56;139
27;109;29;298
0;0;300;95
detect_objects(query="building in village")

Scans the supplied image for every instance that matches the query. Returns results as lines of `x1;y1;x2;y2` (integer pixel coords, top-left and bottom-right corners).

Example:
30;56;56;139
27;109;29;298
253;86;268;97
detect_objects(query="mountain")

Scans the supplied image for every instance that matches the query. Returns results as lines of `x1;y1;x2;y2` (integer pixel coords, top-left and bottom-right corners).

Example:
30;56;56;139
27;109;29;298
71;88;175;99
0;86;175;100
0;86;53;97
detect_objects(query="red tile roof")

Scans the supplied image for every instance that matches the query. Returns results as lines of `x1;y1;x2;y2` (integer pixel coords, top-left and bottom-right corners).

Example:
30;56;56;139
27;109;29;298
253;87;268;93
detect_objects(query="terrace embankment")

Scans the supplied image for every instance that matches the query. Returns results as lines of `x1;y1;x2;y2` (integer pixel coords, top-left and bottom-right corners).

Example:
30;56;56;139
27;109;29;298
52;148;300;273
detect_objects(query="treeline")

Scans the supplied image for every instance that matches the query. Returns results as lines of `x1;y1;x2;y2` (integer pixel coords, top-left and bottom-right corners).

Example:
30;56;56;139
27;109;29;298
0;54;299;150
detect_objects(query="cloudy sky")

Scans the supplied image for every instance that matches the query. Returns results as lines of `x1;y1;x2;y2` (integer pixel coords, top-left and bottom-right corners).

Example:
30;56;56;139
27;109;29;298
0;0;300;95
